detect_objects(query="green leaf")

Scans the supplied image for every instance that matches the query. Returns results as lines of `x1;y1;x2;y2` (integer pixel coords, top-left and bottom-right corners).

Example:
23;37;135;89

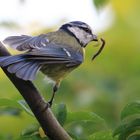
66;111;106;125
121;101;140;120
18;100;34;117
113;119;140;140
0;98;22;109
118;127;140;140
0;98;34;116
18;135;49;140
21;124;39;137
65;112;107;139
67;132;79;140
113;123;127;137
53;103;67;126
66;121;107;139
0;108;21;116
128;135;140;140
93;0;109;9
88;130;117;140
20;124;49;140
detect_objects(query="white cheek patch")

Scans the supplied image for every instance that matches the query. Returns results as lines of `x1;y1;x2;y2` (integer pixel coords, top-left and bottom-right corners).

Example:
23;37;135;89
67;26;87;46
63;48;71;57
68;26;81;38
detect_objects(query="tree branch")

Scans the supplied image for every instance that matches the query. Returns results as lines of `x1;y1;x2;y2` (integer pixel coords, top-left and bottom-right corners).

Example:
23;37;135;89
0;42;72;140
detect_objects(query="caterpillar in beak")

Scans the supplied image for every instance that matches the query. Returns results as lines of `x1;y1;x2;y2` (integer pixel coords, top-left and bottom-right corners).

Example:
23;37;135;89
92;38;105;61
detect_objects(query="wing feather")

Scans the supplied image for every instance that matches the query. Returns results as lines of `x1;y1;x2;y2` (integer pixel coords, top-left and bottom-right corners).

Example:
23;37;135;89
0;44;83;81
3;34;49;51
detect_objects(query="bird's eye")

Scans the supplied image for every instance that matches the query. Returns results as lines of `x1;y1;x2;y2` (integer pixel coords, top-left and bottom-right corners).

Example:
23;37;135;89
83;27;91;33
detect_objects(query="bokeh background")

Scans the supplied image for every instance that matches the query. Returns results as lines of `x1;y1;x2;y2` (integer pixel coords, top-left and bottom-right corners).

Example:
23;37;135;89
0;0;140;139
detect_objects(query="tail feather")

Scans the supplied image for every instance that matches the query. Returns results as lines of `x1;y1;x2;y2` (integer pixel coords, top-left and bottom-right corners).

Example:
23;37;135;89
15;62;32;80
15;62;40;80
7;61;28;73
0;55;25;67
22;63;41;81
0;55;41;81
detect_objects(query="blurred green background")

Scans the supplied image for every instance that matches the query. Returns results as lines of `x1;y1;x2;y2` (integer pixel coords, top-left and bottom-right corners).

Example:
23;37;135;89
0;0;140;139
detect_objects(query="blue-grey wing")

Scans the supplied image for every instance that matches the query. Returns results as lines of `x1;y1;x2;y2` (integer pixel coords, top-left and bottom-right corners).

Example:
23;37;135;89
0;44;83;81
28;46;83;66
3;34;49;51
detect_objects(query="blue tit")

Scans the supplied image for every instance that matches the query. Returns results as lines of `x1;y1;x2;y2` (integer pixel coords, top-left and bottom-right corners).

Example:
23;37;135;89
0;21;105;106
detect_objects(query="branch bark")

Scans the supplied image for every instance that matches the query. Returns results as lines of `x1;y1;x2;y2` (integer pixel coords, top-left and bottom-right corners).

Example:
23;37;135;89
0;42;72;140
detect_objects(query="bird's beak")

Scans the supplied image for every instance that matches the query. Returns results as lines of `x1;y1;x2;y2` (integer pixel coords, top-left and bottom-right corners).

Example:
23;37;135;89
92;38;105;61
92;34;98;41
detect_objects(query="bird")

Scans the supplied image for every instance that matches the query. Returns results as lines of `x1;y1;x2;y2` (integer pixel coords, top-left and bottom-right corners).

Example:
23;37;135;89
0;21;105;106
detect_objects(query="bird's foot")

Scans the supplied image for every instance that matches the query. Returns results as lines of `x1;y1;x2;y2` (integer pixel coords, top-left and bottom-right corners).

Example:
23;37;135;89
48;100;53;107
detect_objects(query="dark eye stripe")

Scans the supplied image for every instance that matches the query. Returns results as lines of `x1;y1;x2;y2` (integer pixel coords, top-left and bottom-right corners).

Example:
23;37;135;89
81;27;92;33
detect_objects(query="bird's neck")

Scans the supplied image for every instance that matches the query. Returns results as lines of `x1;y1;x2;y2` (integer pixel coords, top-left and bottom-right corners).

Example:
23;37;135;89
47;30;85;57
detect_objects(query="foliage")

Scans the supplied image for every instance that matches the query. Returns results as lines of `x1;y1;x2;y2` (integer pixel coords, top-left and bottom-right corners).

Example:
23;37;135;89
0;99;106;139
113;101;140;140
0;98;140;140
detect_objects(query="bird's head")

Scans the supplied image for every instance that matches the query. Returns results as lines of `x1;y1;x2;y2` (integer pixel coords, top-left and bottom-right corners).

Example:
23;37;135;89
60;21;98;47
60;21;105;60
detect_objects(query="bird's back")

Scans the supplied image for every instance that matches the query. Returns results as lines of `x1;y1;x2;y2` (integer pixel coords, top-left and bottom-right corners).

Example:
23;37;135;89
40;30;85;82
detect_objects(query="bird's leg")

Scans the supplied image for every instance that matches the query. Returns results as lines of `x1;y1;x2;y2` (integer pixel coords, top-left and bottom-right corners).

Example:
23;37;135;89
48;83;59;107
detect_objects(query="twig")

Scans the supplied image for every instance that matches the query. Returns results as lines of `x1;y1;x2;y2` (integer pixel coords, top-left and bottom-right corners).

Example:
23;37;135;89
0;42;72;140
